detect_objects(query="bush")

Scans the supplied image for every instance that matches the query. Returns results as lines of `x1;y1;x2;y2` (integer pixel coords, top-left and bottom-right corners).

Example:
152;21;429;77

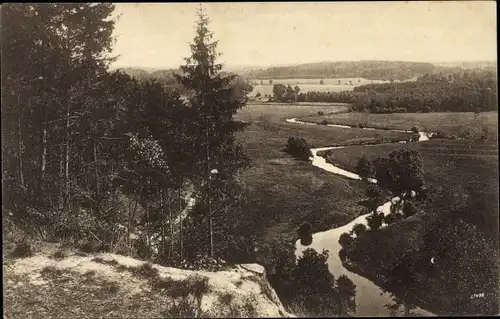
11;240;32;258
410;126;420;133
297;221;312;238
320;119;328;125
132;262;159;279
366;184;383;199
431;131;448;139
366;212;384;231
356;155;374;180
285;137;312;161
338;232;354;247
383;213;397;225
350;223;367;237
317;111;324;116
402;201;418;218
459;127;476;140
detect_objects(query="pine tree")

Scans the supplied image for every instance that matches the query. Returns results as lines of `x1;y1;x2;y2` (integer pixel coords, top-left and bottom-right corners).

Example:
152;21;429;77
174;6;250;258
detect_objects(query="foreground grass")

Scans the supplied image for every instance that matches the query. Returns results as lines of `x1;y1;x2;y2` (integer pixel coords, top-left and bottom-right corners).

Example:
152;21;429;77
300;111;498;139
4;264;175;318
3;246;290;318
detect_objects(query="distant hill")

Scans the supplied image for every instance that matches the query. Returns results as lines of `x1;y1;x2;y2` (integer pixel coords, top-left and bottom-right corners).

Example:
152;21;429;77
115;67;253;98
240;60;437;81
432;61;496;69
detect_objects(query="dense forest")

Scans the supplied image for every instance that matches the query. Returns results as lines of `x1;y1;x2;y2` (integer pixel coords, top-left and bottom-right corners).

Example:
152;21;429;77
1;3;255;265
2;4;356;317
271;70;498;114
242;60;436;81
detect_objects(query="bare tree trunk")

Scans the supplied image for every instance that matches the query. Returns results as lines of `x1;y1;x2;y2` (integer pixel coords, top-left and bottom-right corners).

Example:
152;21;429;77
206;128;214;258
160;190;165;259
170;192;174;258
178;185;183;259
146;205;150;252
404;304;410;316
206;118;214;259
38;113;47;196
94;141;99;196
17;96;25;188
58;144;64;211
64;99;70;212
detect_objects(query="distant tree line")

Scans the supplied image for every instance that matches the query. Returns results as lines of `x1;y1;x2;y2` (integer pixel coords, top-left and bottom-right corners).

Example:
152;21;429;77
243;61;436;81
352;70;498;113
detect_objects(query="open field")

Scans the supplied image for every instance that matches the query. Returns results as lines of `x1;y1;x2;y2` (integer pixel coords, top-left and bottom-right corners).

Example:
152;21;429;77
299;111;499;139
250;84;356;97
249;77;387;86
248;77;419;97
234;104;413;264
323;139;497;196
248;77;385;97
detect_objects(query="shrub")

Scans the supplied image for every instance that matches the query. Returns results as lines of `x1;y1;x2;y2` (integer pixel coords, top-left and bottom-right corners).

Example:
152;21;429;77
411;126;420;133
356;155;374;180
50;249;67;260
285;137;312;161
11;241;32;258
338;232;353;247
320;119;328;125
383;213;397;225
40;266;65;277
366;212;384;231
317;111;324;116
297;221;312;238
76;239;101;254
459;127;475;140
350;223;367;237
219;291;234;306
366;184;383;199
402;201;417;218
132;262;159;279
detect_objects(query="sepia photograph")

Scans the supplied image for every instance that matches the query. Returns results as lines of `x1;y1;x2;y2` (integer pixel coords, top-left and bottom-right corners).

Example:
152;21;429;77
2;1;498;317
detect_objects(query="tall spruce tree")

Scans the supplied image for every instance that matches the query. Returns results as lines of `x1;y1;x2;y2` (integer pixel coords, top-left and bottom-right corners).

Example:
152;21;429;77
174;6;250;258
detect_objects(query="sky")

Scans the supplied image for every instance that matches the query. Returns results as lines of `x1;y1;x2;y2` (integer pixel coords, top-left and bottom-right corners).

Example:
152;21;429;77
110;2;497;69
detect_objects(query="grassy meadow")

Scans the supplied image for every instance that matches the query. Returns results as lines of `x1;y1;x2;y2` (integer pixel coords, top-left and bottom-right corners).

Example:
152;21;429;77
299;111;499;139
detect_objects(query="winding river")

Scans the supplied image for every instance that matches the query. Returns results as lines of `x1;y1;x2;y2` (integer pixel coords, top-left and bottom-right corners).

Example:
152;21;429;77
287;117;435;317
